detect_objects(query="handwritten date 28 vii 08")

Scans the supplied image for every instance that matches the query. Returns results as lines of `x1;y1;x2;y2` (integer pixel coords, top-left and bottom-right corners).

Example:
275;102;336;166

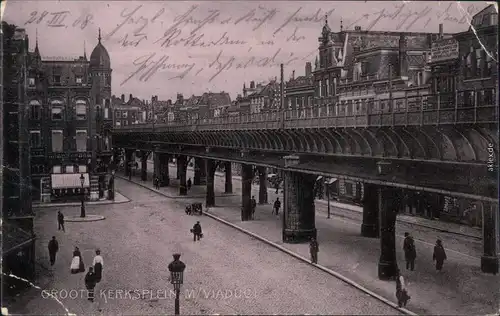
25;11;93;30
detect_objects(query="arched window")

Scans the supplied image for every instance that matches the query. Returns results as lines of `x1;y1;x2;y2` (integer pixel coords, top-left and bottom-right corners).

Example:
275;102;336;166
75;99;87;120
30;100;41;120
51;99;64;120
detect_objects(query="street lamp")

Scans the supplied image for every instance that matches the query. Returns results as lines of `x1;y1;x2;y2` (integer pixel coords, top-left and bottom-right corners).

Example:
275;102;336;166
80;173;86;218
324;179;331;219
168;253;186;315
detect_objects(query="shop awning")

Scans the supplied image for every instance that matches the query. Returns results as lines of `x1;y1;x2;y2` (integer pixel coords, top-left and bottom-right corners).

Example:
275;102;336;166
51;173;90;189
326;178;338;184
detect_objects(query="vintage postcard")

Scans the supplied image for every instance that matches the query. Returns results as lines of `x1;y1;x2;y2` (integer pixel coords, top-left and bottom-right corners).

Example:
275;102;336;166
1;1;498;315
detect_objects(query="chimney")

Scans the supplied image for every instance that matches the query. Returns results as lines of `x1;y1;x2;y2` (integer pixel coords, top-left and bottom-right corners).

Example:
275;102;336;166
398;33;408;77
129;94;133;102
439;23;443;39
305;62;312;77
250;81;255;89
292;70;295;80
121;94;125;102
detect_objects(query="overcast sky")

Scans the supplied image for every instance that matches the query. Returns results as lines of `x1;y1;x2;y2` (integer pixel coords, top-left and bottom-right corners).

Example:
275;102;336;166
3;1;492;102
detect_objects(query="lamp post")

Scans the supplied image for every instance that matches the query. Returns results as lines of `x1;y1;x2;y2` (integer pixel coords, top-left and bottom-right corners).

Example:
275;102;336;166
80;173;86;218
325;179;331;219
168;253;186;315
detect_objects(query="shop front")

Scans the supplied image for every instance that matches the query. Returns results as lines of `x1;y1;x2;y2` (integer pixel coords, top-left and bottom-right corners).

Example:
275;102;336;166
50;173;90;202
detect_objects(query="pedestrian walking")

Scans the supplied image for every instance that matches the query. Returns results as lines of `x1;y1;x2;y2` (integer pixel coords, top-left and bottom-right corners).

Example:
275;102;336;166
48;236;59;266
275;182;280;194
57;211;65;232
273;198;281;216
433;239;447;271
93;249;104;283
309;237;319;264
84;267;97;302
153;176;158;189
395;268;410;307
191;221;202;242
70;247;85;274
403;232;416;271
251;196;257;219
187;178;192;191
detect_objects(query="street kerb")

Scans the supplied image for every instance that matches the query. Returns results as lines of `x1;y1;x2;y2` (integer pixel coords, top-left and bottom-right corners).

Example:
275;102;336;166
202;209;417;316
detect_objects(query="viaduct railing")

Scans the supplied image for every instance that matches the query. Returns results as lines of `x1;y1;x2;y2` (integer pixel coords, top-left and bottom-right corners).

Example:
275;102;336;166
115;89;498;133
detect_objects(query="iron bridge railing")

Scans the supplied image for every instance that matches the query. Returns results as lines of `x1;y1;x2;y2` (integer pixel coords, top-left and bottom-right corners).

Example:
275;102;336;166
114;89;498;133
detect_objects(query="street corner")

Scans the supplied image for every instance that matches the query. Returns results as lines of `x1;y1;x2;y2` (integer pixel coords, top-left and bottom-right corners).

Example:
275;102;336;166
64;215;106;222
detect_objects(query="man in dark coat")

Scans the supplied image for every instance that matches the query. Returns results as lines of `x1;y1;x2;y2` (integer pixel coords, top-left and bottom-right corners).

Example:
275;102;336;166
403;232;417;271
273;198;281;215
48;236;59;266
433;239;447;271
192;221;202;241
57;211;65;232
251;196;257;219
309;237;319;264
187;178;192;191
85;267;97;302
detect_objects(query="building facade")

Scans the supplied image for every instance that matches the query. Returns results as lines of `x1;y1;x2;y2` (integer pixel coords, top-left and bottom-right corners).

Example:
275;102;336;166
285;62;314;113
112;94;145;127
2;22;37;291
28;30;113;202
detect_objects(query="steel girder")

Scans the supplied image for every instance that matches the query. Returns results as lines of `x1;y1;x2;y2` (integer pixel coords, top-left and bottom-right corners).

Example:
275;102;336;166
113;124;497;164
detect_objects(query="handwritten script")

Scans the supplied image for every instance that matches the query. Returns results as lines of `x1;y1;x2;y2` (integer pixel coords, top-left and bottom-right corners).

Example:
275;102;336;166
24;10;93;29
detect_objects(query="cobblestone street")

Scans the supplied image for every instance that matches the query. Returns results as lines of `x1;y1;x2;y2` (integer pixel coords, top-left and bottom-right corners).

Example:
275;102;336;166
7;180;400;315
128;163;499;315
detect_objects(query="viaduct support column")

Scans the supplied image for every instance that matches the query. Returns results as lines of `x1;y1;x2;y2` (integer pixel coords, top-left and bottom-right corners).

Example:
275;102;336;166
205;160;217;207
177;156;187;196
282;155;317;243
153;150;160;184
194;158;206;185
241;163;253;221
481;201;499;274
140;151;148;181
361;183;379;238
124;149;133;178
160;154;170;187
378;186;401;280
257;166;268;204
224;161;233;193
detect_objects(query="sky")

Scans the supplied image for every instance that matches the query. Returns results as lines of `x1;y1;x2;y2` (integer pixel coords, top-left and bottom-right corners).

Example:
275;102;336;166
2;0;494;102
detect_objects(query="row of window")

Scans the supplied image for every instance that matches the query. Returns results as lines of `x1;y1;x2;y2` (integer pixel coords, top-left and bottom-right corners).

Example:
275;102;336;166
31;164;88;175
287;96;314;109
30;130;110;152
30;100;110;120
463;48;496;79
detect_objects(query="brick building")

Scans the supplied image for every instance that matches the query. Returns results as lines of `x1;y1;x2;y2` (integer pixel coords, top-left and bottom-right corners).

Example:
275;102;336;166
113;94;145;127
285;62;314;112
2;22;37;291
28;29;113;202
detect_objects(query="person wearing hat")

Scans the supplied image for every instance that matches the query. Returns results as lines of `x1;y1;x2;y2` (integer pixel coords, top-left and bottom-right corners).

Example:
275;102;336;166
433;239;447;271
84;267;97;302
192;221;202;241
93;249;104;283
309;237;319;264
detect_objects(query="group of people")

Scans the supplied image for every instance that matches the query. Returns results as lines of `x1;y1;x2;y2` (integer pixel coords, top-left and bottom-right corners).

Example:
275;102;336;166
397;232;448;308
48;211;105;303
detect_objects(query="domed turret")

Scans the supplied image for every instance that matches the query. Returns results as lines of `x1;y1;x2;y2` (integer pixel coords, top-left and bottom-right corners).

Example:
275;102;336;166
90;28;110;69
